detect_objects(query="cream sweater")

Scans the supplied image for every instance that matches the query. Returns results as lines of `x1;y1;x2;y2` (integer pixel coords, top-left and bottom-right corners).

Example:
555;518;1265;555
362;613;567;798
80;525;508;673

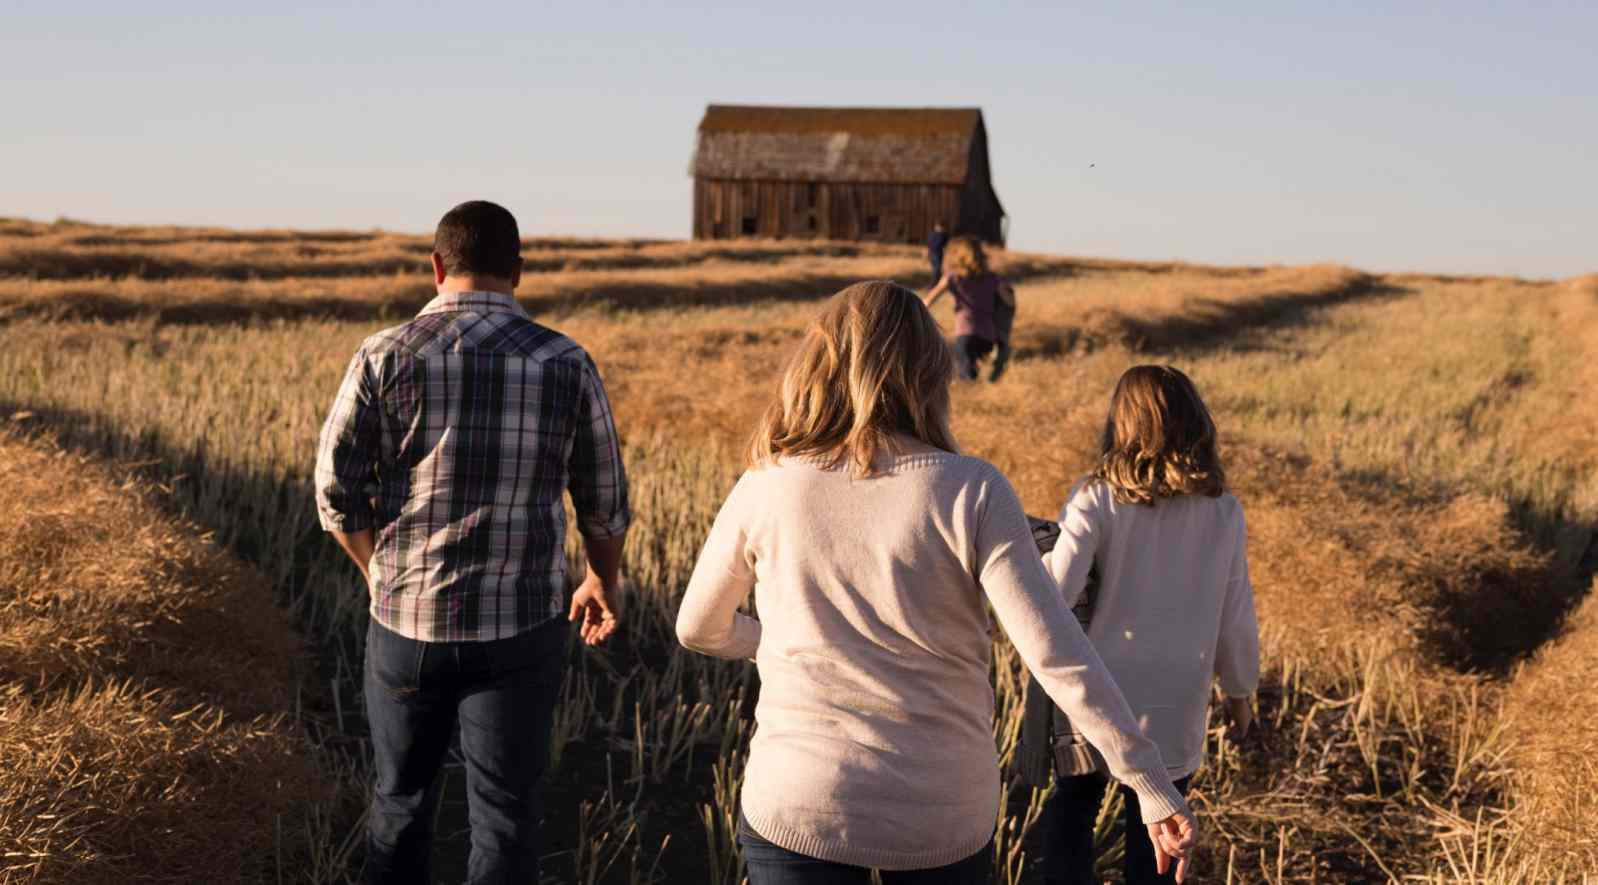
675;446;1189;870
1046;480;1260;778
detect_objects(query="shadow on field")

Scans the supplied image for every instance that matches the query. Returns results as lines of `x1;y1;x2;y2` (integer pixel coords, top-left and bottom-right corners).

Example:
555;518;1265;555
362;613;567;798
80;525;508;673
0;240;872;283
0;248;429;281
1118;274;1409;354
1;282;441;325
0;271;911;326
1340;469;1597;676
1;242;1324;329
1007;274;1410;362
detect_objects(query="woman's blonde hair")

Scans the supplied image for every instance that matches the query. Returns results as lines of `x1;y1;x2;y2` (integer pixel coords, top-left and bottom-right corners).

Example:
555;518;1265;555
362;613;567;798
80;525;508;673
1094;365;1225;505
943;236;989;278
749;280;958;475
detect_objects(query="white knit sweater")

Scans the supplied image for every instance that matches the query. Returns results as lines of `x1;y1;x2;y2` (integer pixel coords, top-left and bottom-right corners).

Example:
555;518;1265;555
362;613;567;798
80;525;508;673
1046;480;1260;778
675;445;1189;870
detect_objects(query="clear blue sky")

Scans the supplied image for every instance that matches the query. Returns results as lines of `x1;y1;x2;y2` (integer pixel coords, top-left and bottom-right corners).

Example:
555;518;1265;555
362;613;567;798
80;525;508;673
6;1;1595;277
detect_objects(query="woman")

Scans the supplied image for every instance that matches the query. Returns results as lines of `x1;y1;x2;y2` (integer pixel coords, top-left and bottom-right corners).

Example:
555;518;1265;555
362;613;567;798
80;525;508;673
675;281;1196;884
922;237;1015;382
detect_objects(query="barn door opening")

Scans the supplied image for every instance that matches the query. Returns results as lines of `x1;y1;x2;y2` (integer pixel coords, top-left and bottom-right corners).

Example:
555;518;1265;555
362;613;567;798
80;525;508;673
741;194;759;236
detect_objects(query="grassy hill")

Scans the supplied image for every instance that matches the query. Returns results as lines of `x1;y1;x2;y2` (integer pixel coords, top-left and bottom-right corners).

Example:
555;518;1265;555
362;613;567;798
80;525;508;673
1;218;1592;882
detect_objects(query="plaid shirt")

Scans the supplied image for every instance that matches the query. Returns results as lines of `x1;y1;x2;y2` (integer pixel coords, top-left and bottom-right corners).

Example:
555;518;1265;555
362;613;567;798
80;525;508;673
315;290;630;642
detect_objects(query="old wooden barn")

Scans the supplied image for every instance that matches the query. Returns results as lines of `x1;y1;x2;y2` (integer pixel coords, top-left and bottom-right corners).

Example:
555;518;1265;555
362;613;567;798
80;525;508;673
690;105;1007;245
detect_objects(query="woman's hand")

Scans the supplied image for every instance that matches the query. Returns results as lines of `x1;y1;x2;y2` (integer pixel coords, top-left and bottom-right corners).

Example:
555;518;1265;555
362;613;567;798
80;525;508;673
1146;812;1197;882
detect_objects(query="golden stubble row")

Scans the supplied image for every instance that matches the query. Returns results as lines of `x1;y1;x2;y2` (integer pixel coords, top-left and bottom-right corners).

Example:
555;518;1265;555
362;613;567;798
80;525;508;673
0;433;349;885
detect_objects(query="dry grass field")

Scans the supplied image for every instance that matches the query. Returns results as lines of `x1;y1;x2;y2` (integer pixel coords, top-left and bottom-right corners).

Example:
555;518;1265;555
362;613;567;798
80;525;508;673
0;218;1592;883
0;432;353;884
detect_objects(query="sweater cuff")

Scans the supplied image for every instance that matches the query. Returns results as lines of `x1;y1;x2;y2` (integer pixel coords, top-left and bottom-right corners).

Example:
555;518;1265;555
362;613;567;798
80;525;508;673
1120;770;1191;824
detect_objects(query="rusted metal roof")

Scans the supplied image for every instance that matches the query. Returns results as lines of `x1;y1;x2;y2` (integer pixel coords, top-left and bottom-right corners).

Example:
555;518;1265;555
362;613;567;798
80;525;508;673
693;105;983;184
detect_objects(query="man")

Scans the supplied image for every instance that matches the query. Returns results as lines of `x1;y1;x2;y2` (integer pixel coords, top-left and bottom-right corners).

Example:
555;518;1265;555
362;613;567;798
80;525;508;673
314;200;630;884
927;221;949;283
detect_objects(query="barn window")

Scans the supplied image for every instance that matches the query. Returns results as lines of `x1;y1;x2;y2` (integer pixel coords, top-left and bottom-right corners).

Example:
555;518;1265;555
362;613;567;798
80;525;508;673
806;183;819;207
741;216;758;235
864;215;881;235
807;214;817;232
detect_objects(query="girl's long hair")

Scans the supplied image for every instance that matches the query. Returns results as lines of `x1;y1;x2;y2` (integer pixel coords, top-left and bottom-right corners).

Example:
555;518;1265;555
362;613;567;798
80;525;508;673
749;280;958;475
943;236;989;278
1094;365;1226;505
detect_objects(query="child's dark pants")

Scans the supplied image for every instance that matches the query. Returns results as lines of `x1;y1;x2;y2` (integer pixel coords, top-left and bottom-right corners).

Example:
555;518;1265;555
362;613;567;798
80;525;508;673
953;335;995;381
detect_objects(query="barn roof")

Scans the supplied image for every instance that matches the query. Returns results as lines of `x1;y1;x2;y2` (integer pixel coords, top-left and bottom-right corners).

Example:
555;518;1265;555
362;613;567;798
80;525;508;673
693;105;983;185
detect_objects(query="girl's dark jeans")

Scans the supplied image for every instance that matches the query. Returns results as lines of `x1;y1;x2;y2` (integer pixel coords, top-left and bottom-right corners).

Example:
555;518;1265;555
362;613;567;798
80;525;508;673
362;616;567;885
738;812;992;885
954;335;996;381
1037;773;1192;885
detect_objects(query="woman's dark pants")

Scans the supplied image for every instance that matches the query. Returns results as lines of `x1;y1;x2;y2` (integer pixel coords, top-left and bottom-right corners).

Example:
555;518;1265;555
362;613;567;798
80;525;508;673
1037;773;1191;885
363;617;567;885
739;813;992;885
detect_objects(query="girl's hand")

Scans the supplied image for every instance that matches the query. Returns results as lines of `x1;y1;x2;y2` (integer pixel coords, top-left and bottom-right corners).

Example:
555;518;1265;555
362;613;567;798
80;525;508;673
1225;695;1254;742
1146;813;1197;882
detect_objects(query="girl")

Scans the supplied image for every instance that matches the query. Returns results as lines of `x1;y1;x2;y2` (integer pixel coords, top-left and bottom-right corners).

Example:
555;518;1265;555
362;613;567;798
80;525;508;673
676;282;1196;885
1035;365;1260;885
922;237;1016;382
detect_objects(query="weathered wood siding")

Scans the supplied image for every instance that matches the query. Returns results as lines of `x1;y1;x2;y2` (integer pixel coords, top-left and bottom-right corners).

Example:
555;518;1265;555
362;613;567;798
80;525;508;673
694;179;965;244
690;105;1007;245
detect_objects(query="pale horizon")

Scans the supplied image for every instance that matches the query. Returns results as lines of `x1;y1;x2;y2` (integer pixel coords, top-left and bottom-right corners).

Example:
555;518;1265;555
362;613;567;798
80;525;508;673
7;2;1595;279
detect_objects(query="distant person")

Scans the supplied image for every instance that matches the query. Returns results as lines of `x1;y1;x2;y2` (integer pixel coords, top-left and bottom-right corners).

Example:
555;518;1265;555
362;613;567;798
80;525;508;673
314;200;631;884
927;221;949;281
1023;365;1259;885
923;236;1017;382
676;281;1196;885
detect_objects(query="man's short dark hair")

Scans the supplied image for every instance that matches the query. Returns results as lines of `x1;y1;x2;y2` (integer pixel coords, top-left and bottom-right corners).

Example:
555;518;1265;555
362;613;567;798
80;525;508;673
434;200;521;278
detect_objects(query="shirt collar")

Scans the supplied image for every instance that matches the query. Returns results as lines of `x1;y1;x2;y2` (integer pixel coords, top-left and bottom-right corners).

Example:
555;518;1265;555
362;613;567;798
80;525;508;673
416;289;530;319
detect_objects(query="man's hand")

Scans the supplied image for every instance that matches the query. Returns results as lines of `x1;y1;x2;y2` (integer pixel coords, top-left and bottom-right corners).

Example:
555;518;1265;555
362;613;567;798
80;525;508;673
330;528;376;584
568;571;620;646
569;532;625;646
1224;695;1254;743
1146;812;1197;883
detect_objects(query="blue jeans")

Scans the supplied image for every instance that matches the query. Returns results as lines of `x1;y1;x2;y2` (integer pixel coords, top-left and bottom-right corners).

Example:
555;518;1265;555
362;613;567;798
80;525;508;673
363;617;566;885
738;812;992;885
1037;773;1191;885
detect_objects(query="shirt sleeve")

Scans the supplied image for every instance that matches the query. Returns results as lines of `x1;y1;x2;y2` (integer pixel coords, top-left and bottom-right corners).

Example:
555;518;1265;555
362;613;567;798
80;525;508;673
676;474;762;660
973;465;1189;824
314;345;382;533
997;277;1017;306
1214;508;1261;698
1044;481;1103;609
567;352;631;539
